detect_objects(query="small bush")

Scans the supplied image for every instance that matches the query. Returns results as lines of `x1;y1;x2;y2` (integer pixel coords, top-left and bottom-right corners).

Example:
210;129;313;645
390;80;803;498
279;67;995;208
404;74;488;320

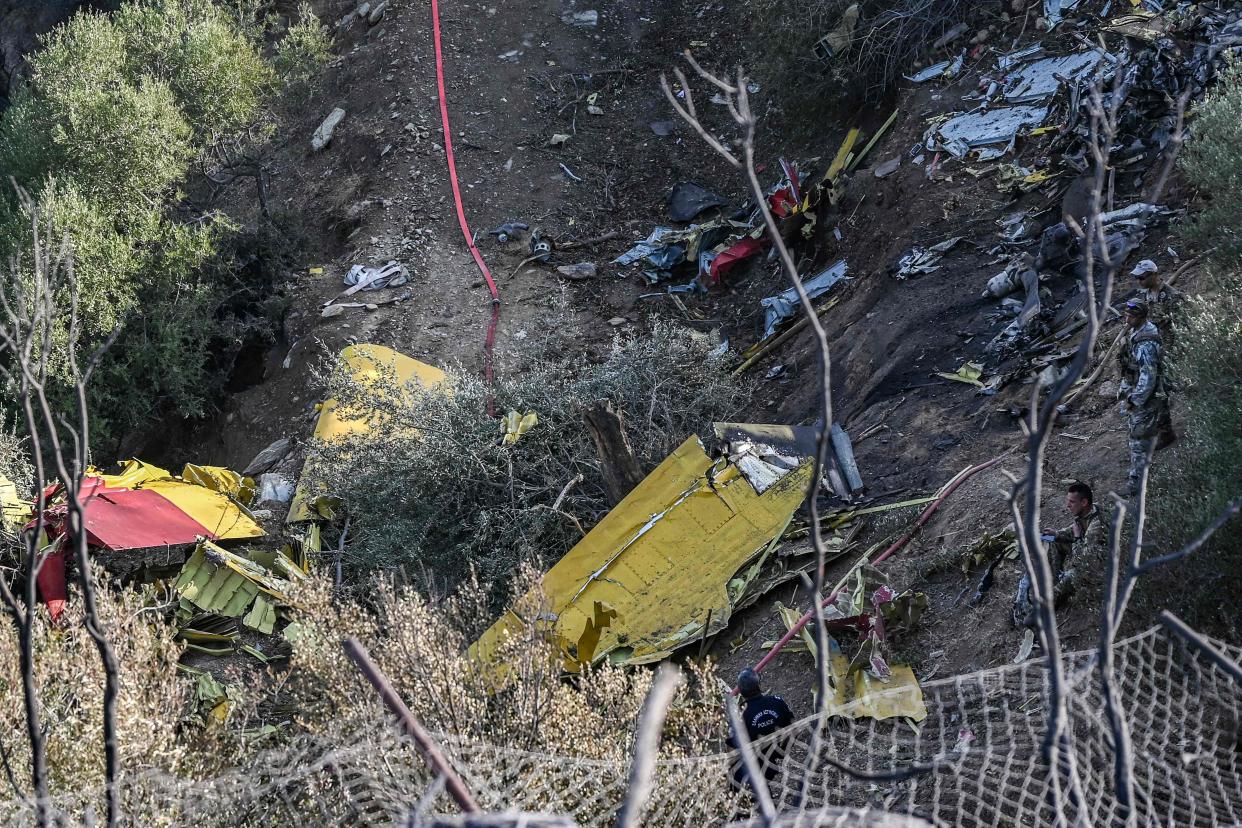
274;3;334;91
308;324;754;594
0;581;200;798
114;0;276;136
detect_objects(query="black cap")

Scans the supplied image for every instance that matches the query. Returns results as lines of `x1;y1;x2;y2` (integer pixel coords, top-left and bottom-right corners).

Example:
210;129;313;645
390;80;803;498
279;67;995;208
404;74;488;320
1124;298;1149;317
738;667;762;698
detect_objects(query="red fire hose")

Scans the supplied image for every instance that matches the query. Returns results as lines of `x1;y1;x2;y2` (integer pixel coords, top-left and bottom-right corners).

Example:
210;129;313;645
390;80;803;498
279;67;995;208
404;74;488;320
431;0;500;415
739;455;1006;689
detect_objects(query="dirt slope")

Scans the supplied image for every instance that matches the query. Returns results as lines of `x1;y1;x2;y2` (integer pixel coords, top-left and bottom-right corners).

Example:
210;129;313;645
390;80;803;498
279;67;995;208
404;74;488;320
155;0;1189;709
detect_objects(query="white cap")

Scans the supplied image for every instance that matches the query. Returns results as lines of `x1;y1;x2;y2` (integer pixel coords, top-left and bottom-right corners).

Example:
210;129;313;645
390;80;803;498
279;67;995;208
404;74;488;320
1130;259;1158;277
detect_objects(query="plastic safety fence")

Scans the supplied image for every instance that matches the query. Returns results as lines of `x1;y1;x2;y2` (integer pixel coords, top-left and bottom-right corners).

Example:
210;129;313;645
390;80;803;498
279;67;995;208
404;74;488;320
6;627;1242;826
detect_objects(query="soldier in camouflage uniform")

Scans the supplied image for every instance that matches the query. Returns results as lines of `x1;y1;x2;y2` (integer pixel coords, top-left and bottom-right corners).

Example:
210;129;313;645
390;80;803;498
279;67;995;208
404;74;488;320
1131;261;1180;451
1013;482;1107;628
1117;299;1173;495
1131;260;1182;347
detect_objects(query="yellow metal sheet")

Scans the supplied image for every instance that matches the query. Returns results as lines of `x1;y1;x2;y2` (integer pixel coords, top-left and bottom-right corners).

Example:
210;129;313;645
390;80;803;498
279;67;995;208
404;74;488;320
824;635;926;722
0;476;31;531
88;459;263;542
288;344;448;522
181;463;255;503
824;127;861;183
94;459;171;489
142;478;264;541
471;435;813;672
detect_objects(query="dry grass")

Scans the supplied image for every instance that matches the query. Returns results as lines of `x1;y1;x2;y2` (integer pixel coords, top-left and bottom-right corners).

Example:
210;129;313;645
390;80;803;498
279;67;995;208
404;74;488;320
0;581;203;810
0;571;739;823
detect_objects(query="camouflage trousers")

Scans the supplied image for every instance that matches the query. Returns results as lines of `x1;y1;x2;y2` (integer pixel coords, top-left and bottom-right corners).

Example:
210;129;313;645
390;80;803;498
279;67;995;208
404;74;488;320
1127;398;1173;495
1012;540;1076;628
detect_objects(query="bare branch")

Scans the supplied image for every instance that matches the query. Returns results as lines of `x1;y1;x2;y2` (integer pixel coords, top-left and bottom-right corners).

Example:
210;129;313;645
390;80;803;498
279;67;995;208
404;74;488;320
615;664;682;828
1160;611;1242;685
659;73;741;168
1146;88;1192;205
1134;496;1242;575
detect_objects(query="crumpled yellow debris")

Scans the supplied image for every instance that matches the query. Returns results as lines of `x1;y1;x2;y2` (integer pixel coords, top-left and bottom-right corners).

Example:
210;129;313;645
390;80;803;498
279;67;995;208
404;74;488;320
471;433;813;673
824;634;927;722
181;463;256;505
936;362;986;388
501;411;539;445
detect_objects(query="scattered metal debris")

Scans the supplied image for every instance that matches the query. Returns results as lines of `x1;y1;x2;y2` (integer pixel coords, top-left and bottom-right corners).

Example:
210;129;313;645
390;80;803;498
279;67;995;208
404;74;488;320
926;105;1051;160
905;52;965;83
895;236;963;279
760;260;849;338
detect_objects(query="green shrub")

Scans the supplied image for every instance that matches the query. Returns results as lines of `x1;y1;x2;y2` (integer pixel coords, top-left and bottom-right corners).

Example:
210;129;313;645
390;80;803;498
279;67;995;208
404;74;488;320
113;0;276;136
1181;63;1242;267
0;0;289;446
274;3;334;91
1146;64;1242;629
308;324;754;594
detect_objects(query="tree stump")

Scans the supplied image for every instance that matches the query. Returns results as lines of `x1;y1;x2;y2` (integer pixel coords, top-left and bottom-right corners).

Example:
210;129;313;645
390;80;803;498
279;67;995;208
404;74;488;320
583;400;645;506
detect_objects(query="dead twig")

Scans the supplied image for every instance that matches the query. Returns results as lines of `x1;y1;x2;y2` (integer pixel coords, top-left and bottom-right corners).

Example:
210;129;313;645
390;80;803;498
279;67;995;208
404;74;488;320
551;473;585;512
1009;73;1137;825
0;181;129;825
1146;87;1192;205
557;230;620;250
1159;611;1242;685
663;52;837;731
1133;496;1242;576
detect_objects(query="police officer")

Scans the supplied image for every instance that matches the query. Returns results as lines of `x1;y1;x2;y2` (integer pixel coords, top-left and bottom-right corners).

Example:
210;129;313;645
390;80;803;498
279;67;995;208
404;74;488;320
1117;299;1173;494
728;667;795;793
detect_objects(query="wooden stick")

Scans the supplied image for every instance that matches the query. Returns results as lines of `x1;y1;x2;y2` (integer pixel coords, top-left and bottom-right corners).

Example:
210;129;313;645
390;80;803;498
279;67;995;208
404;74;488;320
558;230;620;249
343;637;480;813
1059;330;1123;409
697;608;714;661
733;297;840;376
